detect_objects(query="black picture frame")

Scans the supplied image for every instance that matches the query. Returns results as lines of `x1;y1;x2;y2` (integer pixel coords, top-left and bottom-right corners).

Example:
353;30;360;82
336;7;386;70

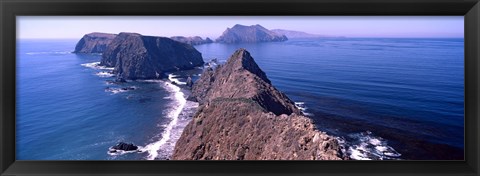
1;0;479;175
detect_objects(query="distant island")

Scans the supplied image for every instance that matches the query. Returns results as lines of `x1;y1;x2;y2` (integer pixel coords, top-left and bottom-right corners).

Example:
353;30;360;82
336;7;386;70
272;29;345;39
172;49;345;160
72;24;297;80
170;36;213;45
216;24;288;43
72;26;334;56
271;29;322;39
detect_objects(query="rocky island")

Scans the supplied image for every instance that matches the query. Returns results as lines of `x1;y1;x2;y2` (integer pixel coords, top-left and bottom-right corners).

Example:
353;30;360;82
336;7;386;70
73;32;117;53
172;49;345;160
170;36;213;45
216;24;288;44
98;32;204;80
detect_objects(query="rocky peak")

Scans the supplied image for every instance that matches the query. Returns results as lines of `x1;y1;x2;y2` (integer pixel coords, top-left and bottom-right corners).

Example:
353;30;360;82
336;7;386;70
172;49;345;160
192;48;300;116
224;48;270;84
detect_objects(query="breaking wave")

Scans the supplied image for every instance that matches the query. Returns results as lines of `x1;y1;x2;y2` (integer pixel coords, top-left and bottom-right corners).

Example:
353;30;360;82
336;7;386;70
338;131;402;160
295;102;313;116
96;71;115;78
168;74;187;85
81;62;114;70
107;148;140;156
105;86;138;94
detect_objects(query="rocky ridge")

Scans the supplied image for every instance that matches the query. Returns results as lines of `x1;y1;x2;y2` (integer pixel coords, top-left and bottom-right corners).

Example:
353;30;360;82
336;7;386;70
172;48;345;160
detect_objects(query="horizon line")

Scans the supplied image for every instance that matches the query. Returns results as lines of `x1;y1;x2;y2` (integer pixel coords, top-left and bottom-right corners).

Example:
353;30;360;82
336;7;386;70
17;36;465;40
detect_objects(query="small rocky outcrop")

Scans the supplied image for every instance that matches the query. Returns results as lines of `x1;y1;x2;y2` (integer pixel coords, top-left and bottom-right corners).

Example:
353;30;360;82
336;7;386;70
216;24;288;43
109;142;138;152
100;33;204;80
172;48;344;160
170;36;213;45
186;76;193;88
73;32;117;53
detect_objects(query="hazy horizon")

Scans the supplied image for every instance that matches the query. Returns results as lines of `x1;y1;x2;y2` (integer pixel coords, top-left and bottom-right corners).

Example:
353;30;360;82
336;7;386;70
17;16;464;39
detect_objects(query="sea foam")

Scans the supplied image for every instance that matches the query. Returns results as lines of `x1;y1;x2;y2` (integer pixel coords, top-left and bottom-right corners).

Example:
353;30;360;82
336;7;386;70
142;81;198;160
295;102;313;116
81;62;114;70
96;71;115;78
107;148;139;156
104;86;138;94
168;74;187;85
338;131;402;160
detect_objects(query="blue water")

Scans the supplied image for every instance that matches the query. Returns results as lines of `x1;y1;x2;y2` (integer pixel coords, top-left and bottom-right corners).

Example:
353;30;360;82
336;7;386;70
16;38;464;160
16;39;199;160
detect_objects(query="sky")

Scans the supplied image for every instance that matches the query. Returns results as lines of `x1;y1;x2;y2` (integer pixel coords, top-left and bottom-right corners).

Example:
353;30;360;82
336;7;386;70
17;16;464;39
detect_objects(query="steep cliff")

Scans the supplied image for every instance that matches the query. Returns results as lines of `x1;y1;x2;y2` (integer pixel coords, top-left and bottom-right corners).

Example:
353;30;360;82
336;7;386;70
216;24;288;44
170;36;213;45
172;49;344;160
73;32;117;53
100;33;204;80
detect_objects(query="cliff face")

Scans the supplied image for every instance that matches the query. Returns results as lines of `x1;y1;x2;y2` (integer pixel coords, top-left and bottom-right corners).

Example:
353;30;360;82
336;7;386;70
216;24;288;44
73;32;117;53
170;36;213;45
172;49;344;160
100;33;204;80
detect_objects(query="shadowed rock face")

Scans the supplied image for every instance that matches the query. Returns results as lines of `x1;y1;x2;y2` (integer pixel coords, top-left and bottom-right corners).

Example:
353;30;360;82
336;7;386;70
73;33;117;53
216;24;288;44
100;33;204;80
172;49;345;160
170;36;213;45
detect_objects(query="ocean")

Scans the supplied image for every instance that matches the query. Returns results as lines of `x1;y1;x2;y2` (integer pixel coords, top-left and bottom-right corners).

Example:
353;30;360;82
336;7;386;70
16;38;464;160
